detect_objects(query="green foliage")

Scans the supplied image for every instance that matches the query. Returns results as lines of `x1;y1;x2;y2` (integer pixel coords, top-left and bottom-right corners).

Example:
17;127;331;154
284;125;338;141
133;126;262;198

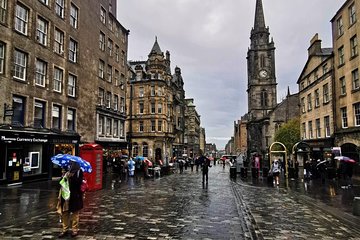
274;118;301;154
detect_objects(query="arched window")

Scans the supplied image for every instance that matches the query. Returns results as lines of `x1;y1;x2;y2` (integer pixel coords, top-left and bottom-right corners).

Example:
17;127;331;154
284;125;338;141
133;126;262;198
133;143;139;157
261;90;268;107
260;55;266;68
143;143;148;157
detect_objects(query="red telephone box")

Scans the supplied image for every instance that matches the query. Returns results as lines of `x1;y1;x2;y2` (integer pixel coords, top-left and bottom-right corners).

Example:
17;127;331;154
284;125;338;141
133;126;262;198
79;143;103;191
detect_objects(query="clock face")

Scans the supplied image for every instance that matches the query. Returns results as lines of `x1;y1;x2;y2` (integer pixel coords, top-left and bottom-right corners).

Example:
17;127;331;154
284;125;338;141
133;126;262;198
259;70;268;78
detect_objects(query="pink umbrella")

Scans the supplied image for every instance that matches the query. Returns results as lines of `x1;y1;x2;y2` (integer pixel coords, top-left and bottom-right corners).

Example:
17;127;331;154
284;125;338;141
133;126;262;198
335;156;356;163
144;159;153;167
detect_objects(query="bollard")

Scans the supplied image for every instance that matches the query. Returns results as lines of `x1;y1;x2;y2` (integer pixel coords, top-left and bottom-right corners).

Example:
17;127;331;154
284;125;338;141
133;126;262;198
230;167;237;179
353;197;360;216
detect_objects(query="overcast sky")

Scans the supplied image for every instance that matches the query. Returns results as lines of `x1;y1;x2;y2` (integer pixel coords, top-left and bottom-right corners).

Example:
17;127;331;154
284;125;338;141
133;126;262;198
117;0;343;150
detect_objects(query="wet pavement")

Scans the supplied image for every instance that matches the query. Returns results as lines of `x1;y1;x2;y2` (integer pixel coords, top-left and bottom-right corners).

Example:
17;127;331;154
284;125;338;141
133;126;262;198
0;165;359;239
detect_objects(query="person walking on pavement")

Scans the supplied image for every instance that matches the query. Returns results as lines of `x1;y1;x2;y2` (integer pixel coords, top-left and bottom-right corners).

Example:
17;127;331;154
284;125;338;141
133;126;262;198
57;161;84;238
127;158;135;177
199;154;211;184
270;159;281;185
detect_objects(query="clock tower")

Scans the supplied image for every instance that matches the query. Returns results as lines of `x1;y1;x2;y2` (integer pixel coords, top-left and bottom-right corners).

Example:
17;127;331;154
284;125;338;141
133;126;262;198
247;0;277;155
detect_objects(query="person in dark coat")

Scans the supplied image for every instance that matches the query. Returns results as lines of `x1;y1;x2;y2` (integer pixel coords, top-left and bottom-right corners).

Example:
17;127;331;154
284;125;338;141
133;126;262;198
58;161;84;238
199;155;211;184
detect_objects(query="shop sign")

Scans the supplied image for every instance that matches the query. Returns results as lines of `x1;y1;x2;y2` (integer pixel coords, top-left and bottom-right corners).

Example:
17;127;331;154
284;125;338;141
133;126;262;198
1;136;48;143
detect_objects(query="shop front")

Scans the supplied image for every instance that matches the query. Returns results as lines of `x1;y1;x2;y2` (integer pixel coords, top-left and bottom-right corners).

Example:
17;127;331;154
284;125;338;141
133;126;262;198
96;141;128;173
0;126;80;185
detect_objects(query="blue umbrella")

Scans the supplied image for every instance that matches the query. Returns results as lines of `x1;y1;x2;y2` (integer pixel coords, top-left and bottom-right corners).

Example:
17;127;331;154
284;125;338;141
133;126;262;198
134;156;145;161
51;154;92;173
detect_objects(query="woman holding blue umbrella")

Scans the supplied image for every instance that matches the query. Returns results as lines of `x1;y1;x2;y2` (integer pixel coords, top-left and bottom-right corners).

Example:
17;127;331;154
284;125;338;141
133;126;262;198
58;160;84;238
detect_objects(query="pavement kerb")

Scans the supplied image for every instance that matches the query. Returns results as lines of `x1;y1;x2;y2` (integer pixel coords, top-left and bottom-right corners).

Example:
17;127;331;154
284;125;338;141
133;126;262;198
233;178;360;236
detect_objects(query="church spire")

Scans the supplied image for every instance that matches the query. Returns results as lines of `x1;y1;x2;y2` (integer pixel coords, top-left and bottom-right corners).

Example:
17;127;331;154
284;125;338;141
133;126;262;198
149;36;162;55
254;0;266;30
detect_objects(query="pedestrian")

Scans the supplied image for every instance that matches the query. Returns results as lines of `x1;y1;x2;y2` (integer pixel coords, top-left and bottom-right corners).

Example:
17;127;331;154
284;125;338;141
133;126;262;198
195;157;200;172
213;157;216;166
344;161;354;188
57;161;84;238
222;158;226;169
294;159;299;179
128;158;135;177
304;160;311;180
178;159;184;174
190;157;195;172
199;154;211;184
270;159;281;185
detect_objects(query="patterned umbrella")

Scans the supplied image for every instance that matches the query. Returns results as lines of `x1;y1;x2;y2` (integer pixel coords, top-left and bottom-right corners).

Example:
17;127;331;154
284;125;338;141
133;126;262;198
51;154;92;173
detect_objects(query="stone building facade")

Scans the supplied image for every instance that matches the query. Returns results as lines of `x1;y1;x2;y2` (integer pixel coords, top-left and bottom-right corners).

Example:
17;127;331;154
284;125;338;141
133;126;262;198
184;98;201;158
297;34;334;161
199;127;206;154
331;0;360;162
127;39;185;163
234;116;248;156
0;0;128;184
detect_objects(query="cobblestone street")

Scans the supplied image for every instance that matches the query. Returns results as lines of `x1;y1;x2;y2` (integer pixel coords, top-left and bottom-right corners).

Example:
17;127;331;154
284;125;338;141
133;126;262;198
0;165;360;239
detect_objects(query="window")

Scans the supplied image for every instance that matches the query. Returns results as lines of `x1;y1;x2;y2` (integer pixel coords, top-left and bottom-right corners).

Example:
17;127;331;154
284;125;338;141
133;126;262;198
349;3;356;25
157;87;162;96
34;100;45;128
15;4;28;35
109;2;112;13
106;118;112;135
341;107;348;128
158;103;162;113
314;89;320;107
323;83;329;103
0;42;4;74
121;51;125;66
120;74;125;89
67;108;76;131
354;103;360;126
107;65;112;82
322;63;328;75
301;82;305;90
114;95;118;111
55;0;64;18
261;90;268;107
114;69;119;86
70;4;78;28
0;0;7;24
338;46;344;65
151;120;155;132
337;17;344;36
108;39;113;56
350;35;358;58
307;93;312;111
98;60;104;78
352;69;359;90
133;143;139;156
120;121;124;137
35;59;47;87
340;77;346;95
139;121;144;132
100;7;106;24
158;120;162;132
113;119;119;137
12;96;25;126
99;32;105;51
53;67;63;92
151;86;155;96
151;102;155;114
54;28;64;54
139;87;144;97
302;122;306;139
301;97;305;113
108;18;113;31
36;17;48;46
115;45;119;62
67;74;76;97
308;121;313;139
98;115;104;135
315;118;321;138
106;91;111;108
38;0;48;5
143;144;148;157
139;102;144;114
98;88;104;106
13;49;27;80
69;38;78;62
324;116;330;137
52;105;61;129
120;97;125;113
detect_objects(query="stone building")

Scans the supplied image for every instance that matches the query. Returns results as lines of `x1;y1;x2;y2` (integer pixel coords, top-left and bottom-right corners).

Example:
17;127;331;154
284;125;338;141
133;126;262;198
234;116;248;156
0;0;128;184
331;0;360;162
127;38;185;163
184;98;201;158
246;0;277;158
199;127;206;154
205;143;217;158
297;34;334;161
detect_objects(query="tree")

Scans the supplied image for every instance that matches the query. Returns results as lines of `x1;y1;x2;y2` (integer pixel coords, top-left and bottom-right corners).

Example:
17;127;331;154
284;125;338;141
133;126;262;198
274;118;301;154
